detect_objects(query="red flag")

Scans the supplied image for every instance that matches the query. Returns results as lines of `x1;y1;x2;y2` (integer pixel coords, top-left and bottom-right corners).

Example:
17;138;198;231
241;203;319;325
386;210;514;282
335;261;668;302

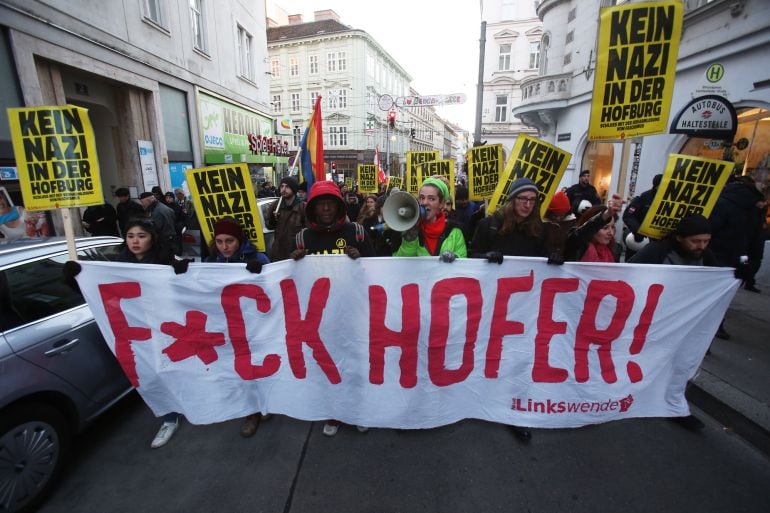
375;146;386;184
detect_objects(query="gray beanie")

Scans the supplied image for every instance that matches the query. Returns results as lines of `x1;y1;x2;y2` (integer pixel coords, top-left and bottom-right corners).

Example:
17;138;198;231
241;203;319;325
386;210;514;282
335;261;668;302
506;177;539;202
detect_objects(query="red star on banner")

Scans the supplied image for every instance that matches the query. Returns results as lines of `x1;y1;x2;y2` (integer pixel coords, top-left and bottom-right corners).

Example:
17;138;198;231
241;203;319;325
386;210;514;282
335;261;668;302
160;310;225;365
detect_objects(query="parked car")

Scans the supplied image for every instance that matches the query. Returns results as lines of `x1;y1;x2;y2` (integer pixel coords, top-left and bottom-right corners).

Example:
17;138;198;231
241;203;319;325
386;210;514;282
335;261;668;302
0;236;132;513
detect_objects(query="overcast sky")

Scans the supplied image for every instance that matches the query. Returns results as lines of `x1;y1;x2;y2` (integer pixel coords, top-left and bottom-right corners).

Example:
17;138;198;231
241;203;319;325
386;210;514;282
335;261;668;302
275;0;483;132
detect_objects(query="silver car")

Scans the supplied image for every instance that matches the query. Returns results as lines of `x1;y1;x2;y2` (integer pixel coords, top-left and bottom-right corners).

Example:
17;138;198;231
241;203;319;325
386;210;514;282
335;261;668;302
0;236;132;513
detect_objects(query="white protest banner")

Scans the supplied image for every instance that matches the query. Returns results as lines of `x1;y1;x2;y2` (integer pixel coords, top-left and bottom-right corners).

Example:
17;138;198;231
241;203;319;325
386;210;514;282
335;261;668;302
75;257;738;428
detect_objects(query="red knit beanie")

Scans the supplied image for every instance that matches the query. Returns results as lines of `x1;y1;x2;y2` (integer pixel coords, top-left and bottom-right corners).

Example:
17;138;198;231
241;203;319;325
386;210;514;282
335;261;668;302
213;218;245;242
547;191;571;215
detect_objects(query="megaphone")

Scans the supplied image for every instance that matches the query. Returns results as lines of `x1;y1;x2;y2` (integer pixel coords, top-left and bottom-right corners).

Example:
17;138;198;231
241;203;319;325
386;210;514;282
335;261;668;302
383;190;422;231
625;232;649;251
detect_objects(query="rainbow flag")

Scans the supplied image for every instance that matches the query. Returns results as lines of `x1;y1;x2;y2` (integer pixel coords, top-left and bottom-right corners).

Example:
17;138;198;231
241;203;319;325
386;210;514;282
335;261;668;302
299;96;325;189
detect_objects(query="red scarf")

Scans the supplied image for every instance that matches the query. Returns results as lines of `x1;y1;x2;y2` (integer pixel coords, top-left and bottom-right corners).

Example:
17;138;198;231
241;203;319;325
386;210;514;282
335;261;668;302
581;242;615;263
420;213;446;255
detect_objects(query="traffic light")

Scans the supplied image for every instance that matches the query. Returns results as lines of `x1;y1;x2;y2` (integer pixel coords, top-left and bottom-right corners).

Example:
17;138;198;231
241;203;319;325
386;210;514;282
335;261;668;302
331;162;336;171
388;110;396;128
410;128;416;139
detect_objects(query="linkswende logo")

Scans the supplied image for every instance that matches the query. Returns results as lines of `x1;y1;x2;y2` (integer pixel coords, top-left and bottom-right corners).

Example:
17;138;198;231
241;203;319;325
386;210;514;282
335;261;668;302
511;394;635;415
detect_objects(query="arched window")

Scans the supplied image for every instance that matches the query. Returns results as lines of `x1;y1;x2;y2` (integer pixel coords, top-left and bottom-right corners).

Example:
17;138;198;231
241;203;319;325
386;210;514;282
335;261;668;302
539;33;550;76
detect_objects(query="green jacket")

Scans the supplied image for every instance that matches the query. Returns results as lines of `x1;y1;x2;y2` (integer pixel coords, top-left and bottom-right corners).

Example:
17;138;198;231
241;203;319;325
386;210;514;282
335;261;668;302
394;222;467;257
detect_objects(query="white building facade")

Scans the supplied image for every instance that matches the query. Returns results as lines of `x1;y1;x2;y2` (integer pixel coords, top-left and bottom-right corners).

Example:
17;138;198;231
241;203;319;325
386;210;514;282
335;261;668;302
514;0;770;202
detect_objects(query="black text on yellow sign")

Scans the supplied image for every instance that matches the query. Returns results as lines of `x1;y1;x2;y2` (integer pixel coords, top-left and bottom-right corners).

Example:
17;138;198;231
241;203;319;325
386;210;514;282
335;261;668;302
640;154;732;239
357;164;378;193
8;105;103;210
588;1;682;141
488;135;571;217
185;164;266;251
417;160;455;201
468;144;503;201
387;176;403;193
406;151;439;194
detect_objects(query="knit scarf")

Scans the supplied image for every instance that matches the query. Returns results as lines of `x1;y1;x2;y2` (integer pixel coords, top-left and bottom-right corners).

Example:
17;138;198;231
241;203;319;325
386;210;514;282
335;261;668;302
581;242;615;263
420;212;446;255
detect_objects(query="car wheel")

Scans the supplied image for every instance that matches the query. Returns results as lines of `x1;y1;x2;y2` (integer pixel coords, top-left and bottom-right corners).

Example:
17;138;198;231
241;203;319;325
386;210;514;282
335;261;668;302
0;403;71;513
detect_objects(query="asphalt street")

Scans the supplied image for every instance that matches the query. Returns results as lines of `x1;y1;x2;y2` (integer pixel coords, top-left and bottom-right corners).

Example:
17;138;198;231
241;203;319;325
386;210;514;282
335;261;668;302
39;392;770;513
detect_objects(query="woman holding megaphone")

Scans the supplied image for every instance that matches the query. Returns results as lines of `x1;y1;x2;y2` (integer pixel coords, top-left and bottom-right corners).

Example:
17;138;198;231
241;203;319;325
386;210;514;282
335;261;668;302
391;176;467;261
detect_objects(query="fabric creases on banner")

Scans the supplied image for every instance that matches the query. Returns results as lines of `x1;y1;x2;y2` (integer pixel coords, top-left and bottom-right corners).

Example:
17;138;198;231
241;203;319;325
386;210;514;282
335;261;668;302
75;258;738;429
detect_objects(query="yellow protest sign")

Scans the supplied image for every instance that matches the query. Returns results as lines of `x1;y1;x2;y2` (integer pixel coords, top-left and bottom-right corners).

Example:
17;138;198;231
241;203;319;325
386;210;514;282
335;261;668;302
417;159;455;200
357;164;378;193
406;151;439;195
468;144;503;201
588;1;683;141
7;105;103;211
640;154;732;239
185;164;266;251
344;176;353;190
488;135;571;217
386;175;403;193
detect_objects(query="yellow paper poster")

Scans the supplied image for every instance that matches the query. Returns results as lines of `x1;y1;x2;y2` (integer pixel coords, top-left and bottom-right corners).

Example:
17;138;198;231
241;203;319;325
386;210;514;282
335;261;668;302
488;135;571;217
406;151;439;195
417;159;455;201
7;105;103;211
588;1;683;141
467;144;503;201
639;154;733;239
185;164;266;251
386;175;403;193
357;164;378;193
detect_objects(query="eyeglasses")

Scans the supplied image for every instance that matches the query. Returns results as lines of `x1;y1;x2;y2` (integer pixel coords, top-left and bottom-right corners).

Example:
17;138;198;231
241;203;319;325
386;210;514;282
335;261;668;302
514;196;537;205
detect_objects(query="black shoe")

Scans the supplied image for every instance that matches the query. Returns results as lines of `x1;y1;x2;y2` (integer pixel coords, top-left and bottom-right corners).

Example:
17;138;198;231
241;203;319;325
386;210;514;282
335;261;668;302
512;426;532;442
744;284;761;293
715;326;731;340
671;415;705;432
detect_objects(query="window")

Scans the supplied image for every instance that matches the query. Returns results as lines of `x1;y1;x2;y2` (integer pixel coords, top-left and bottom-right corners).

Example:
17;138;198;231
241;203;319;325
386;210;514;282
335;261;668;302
309;90;320;109
142;0;166;28
529;41;540;69
189;0;206;51
566;31;574;44
291;93;300;112
293;126;302;147
498;44;511;71
539;34;550;75
568;7;576;22
563;52;572;65
272;95;281;113
338;51;347;71
237;26;254;81
327;52;337;72
329;127;347;146
328;89;347;110
495;95;508;122
289;56;299;77
309;55;318;74
270;57;280;78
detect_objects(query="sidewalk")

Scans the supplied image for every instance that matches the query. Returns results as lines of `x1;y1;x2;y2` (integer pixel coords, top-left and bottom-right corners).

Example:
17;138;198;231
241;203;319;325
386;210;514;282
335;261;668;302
687;242;770;455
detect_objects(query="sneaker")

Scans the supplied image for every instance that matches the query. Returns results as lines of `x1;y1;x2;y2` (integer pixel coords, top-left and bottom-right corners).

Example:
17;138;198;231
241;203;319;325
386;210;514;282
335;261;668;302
323;420;340;437
356;425;369;433
511;425;532;442
151;419;179;448
745;284;761;293
240;414;260;438
715;326;731;340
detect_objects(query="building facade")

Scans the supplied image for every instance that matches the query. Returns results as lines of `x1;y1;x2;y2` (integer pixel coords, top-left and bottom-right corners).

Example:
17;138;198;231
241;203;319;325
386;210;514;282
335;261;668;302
0;0;284;238
514;0;770;202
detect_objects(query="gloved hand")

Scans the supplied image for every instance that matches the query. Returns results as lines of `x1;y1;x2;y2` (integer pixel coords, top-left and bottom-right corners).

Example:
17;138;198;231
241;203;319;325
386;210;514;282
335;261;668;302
290;248;307;261
485;251;504;264
246;260;262;274
547;252;565;265
402;224;419;242
172;258;191;274
633;233;644;243
346;246;361;260
440;251;457;263
62;260;82;289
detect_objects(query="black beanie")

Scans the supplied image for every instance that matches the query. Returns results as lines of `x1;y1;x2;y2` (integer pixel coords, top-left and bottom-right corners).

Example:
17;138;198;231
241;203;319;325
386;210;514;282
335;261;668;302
280;176;299;195
652;174;663;187
675;214;711;236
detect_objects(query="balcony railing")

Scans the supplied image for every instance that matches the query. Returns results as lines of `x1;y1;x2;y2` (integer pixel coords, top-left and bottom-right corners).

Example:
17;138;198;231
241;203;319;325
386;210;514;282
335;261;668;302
519;72;572;106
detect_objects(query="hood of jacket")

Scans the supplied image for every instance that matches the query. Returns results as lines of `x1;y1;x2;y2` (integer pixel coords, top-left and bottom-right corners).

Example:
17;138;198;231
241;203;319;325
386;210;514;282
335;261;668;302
306;180;347;231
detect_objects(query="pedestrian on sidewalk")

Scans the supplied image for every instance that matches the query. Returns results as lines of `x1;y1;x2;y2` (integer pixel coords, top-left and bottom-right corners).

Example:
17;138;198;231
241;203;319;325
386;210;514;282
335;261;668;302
205;217;270;437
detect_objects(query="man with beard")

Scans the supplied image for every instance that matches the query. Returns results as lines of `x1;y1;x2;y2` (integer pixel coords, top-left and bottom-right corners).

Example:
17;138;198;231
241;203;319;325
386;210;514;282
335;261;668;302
628;214;716;432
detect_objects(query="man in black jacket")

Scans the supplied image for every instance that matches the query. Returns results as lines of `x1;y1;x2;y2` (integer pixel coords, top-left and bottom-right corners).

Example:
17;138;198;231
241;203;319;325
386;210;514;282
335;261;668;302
566;170;601;215
623;173;662;260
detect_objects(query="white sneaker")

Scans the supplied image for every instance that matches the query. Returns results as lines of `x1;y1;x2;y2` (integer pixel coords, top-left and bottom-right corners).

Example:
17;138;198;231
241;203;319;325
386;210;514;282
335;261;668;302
356;426;369;433
151;419;179;448
323;421;339;437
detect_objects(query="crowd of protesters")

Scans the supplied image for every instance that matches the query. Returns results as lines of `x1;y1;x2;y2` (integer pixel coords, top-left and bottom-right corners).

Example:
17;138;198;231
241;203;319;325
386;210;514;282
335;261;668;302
66;167;768;446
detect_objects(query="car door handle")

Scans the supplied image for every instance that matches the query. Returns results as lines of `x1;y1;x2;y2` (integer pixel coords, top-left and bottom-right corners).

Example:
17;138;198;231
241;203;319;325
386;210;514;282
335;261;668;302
44;338;81;356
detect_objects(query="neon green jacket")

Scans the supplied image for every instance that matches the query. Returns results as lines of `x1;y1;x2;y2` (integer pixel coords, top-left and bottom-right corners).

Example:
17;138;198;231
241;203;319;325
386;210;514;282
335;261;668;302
393;222;467;257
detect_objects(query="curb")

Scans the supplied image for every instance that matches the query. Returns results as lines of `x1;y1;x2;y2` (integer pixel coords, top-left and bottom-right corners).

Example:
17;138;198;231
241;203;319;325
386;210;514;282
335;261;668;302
687;369;770;456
